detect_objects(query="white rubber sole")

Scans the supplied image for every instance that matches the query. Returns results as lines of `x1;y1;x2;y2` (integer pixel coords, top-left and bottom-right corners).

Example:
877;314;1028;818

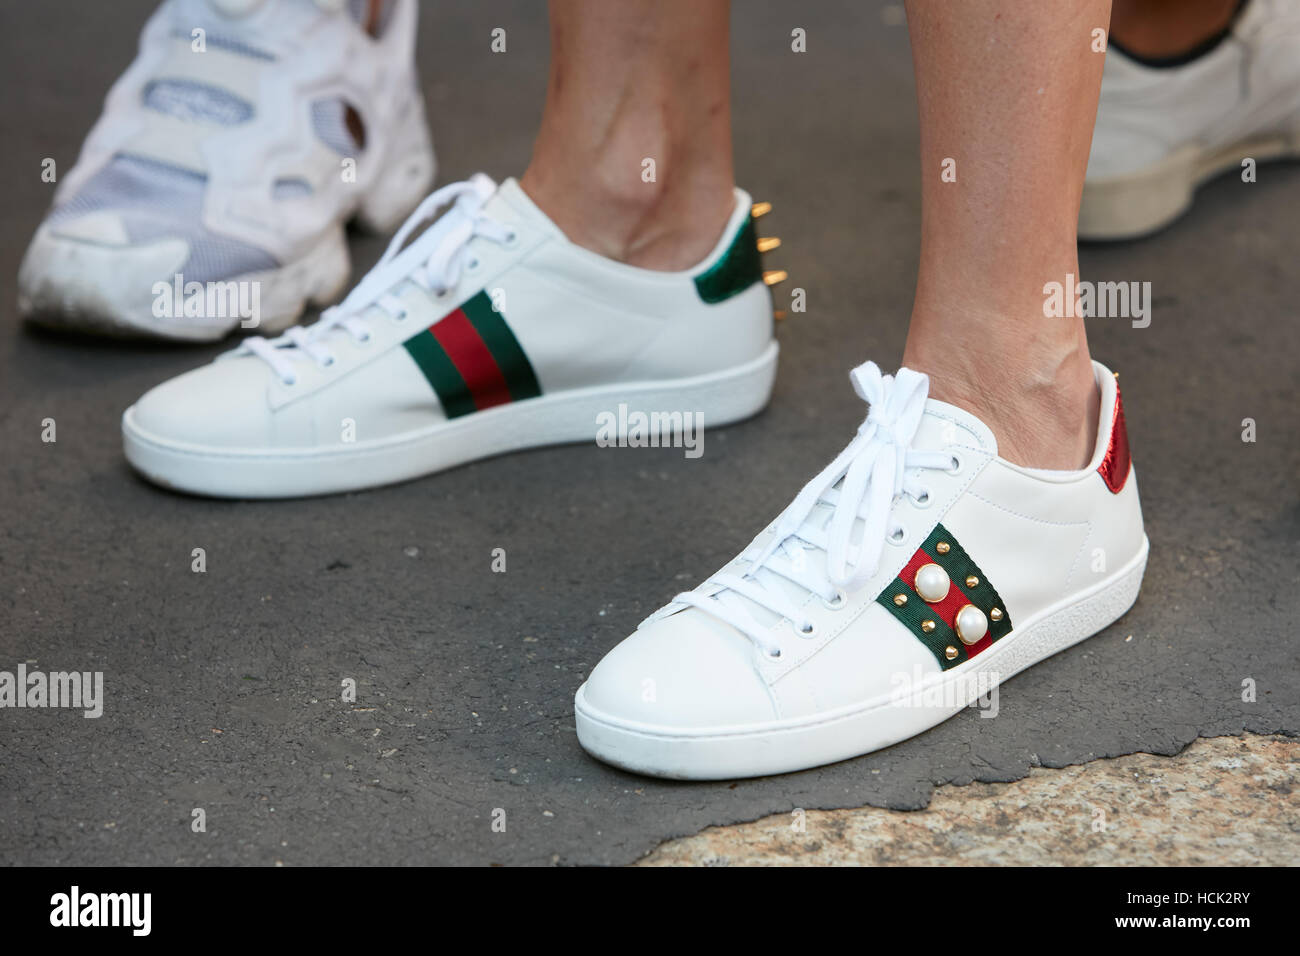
1079;129;1300;240
122;341;780;498
18;101;436;341
574;535;1149;780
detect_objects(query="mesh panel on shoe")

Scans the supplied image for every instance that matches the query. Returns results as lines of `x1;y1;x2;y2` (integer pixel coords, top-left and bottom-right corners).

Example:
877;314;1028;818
311;98;362;154
272;177;313;199
168;28;276;60
47;154;279;283
142;78;254;125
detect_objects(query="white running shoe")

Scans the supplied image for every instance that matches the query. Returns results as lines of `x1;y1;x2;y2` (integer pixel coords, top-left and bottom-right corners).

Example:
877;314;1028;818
122;175;778;497
1082;0;1300;239
575;361;1146;779
19;0;435;340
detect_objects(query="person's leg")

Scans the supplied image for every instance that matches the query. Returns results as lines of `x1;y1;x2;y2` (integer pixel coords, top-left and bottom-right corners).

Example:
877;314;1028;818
519;0;735;271
901;0;1109;469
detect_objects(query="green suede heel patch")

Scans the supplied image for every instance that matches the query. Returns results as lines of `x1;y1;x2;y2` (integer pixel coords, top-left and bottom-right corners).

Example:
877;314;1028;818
693;215;762;304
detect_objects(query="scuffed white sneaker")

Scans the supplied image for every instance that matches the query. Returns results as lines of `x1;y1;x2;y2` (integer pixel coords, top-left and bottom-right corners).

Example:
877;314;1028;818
122;175;778;497
575;361;1147;779
19;0;435;340
1082;0;1300;239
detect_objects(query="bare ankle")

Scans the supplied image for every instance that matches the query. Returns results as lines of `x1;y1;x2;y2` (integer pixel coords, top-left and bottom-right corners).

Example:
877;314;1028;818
904;335;1100;470
521;141;734;271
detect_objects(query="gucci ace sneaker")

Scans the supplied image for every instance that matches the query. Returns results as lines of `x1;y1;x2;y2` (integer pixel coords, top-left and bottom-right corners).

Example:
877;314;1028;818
575;361;1147;779
1081;0;1300;239
121;175;778;497
18;0;434;339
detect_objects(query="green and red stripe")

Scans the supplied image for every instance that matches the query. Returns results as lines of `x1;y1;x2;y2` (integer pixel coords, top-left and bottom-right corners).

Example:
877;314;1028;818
876;523;1013;670
402;291;541;418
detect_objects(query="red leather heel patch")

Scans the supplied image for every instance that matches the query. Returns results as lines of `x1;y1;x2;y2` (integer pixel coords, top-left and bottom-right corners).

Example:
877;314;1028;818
1098;382;1132;493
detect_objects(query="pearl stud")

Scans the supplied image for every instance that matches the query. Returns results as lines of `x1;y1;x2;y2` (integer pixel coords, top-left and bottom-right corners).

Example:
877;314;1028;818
914;563;951;603
955;604;989;645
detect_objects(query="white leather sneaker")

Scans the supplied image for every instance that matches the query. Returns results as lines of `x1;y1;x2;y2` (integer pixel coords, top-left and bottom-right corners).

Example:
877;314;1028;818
575;361;1146;779
19;0;435;340
1082;0;1300;239
122;175;778;497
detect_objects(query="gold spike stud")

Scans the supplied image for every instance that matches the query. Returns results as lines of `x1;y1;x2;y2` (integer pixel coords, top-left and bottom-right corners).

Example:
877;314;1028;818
936;541;950;554
921;619;936;634
893;593;908;607
756;236;782;253
966;575;980;588
945;646;959;661
990;607;1004;622
762;269;788;286
751;201;772;218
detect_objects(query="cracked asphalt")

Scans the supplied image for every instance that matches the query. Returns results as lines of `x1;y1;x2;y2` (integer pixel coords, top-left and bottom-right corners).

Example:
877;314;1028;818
1;1;1296;866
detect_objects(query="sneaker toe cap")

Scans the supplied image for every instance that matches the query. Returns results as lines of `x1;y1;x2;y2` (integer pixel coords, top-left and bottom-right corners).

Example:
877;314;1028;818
19;220;191;329
580;610;777;731
127;358;283;450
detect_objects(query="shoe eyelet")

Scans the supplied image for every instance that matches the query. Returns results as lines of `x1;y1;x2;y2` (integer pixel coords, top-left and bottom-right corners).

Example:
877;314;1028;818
820;590;847;611
798;621;817;638
504;230;520;247
766;648;783;660
466;257;481;272
887;526;908;546
322;357;336;368
395;310;410;322
359;333;373;344
947;454;964;475
283;377;298;387
913;488;932;509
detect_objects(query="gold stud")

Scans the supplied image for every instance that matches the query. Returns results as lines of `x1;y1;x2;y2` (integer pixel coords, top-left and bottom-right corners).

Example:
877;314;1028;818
751;201;772;218
893;593;907;606
762;269;788;286
756;236;782;253
936;541;950;554
945;646;959;661
966;575;979;588
990;607;1003;622
921;619;936;633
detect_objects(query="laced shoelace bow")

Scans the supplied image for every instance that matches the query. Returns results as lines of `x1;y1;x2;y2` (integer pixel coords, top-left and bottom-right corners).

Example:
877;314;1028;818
244;175;513;385
673;362;958;656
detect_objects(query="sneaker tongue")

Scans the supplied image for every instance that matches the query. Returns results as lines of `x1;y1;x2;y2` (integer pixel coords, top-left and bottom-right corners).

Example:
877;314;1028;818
485;178;567;239
913;398;998;457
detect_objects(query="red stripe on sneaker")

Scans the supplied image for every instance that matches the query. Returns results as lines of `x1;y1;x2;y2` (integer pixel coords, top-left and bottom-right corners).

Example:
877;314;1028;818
1098;382;1132;494
430;309;513;412
898;547;993;658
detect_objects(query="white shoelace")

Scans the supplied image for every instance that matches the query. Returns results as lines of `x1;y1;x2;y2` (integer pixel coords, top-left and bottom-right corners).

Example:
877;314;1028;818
244;175;513;385
674;362;957;658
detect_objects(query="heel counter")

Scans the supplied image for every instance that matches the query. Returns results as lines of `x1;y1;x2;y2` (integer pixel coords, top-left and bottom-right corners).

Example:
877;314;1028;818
1098;381;1133;494
693;214;763;305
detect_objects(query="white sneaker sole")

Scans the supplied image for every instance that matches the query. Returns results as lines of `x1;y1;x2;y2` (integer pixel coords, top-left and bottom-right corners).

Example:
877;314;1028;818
122;341;780;498
1079;129;1300;240
19;104;436;342
574;534;1149;780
